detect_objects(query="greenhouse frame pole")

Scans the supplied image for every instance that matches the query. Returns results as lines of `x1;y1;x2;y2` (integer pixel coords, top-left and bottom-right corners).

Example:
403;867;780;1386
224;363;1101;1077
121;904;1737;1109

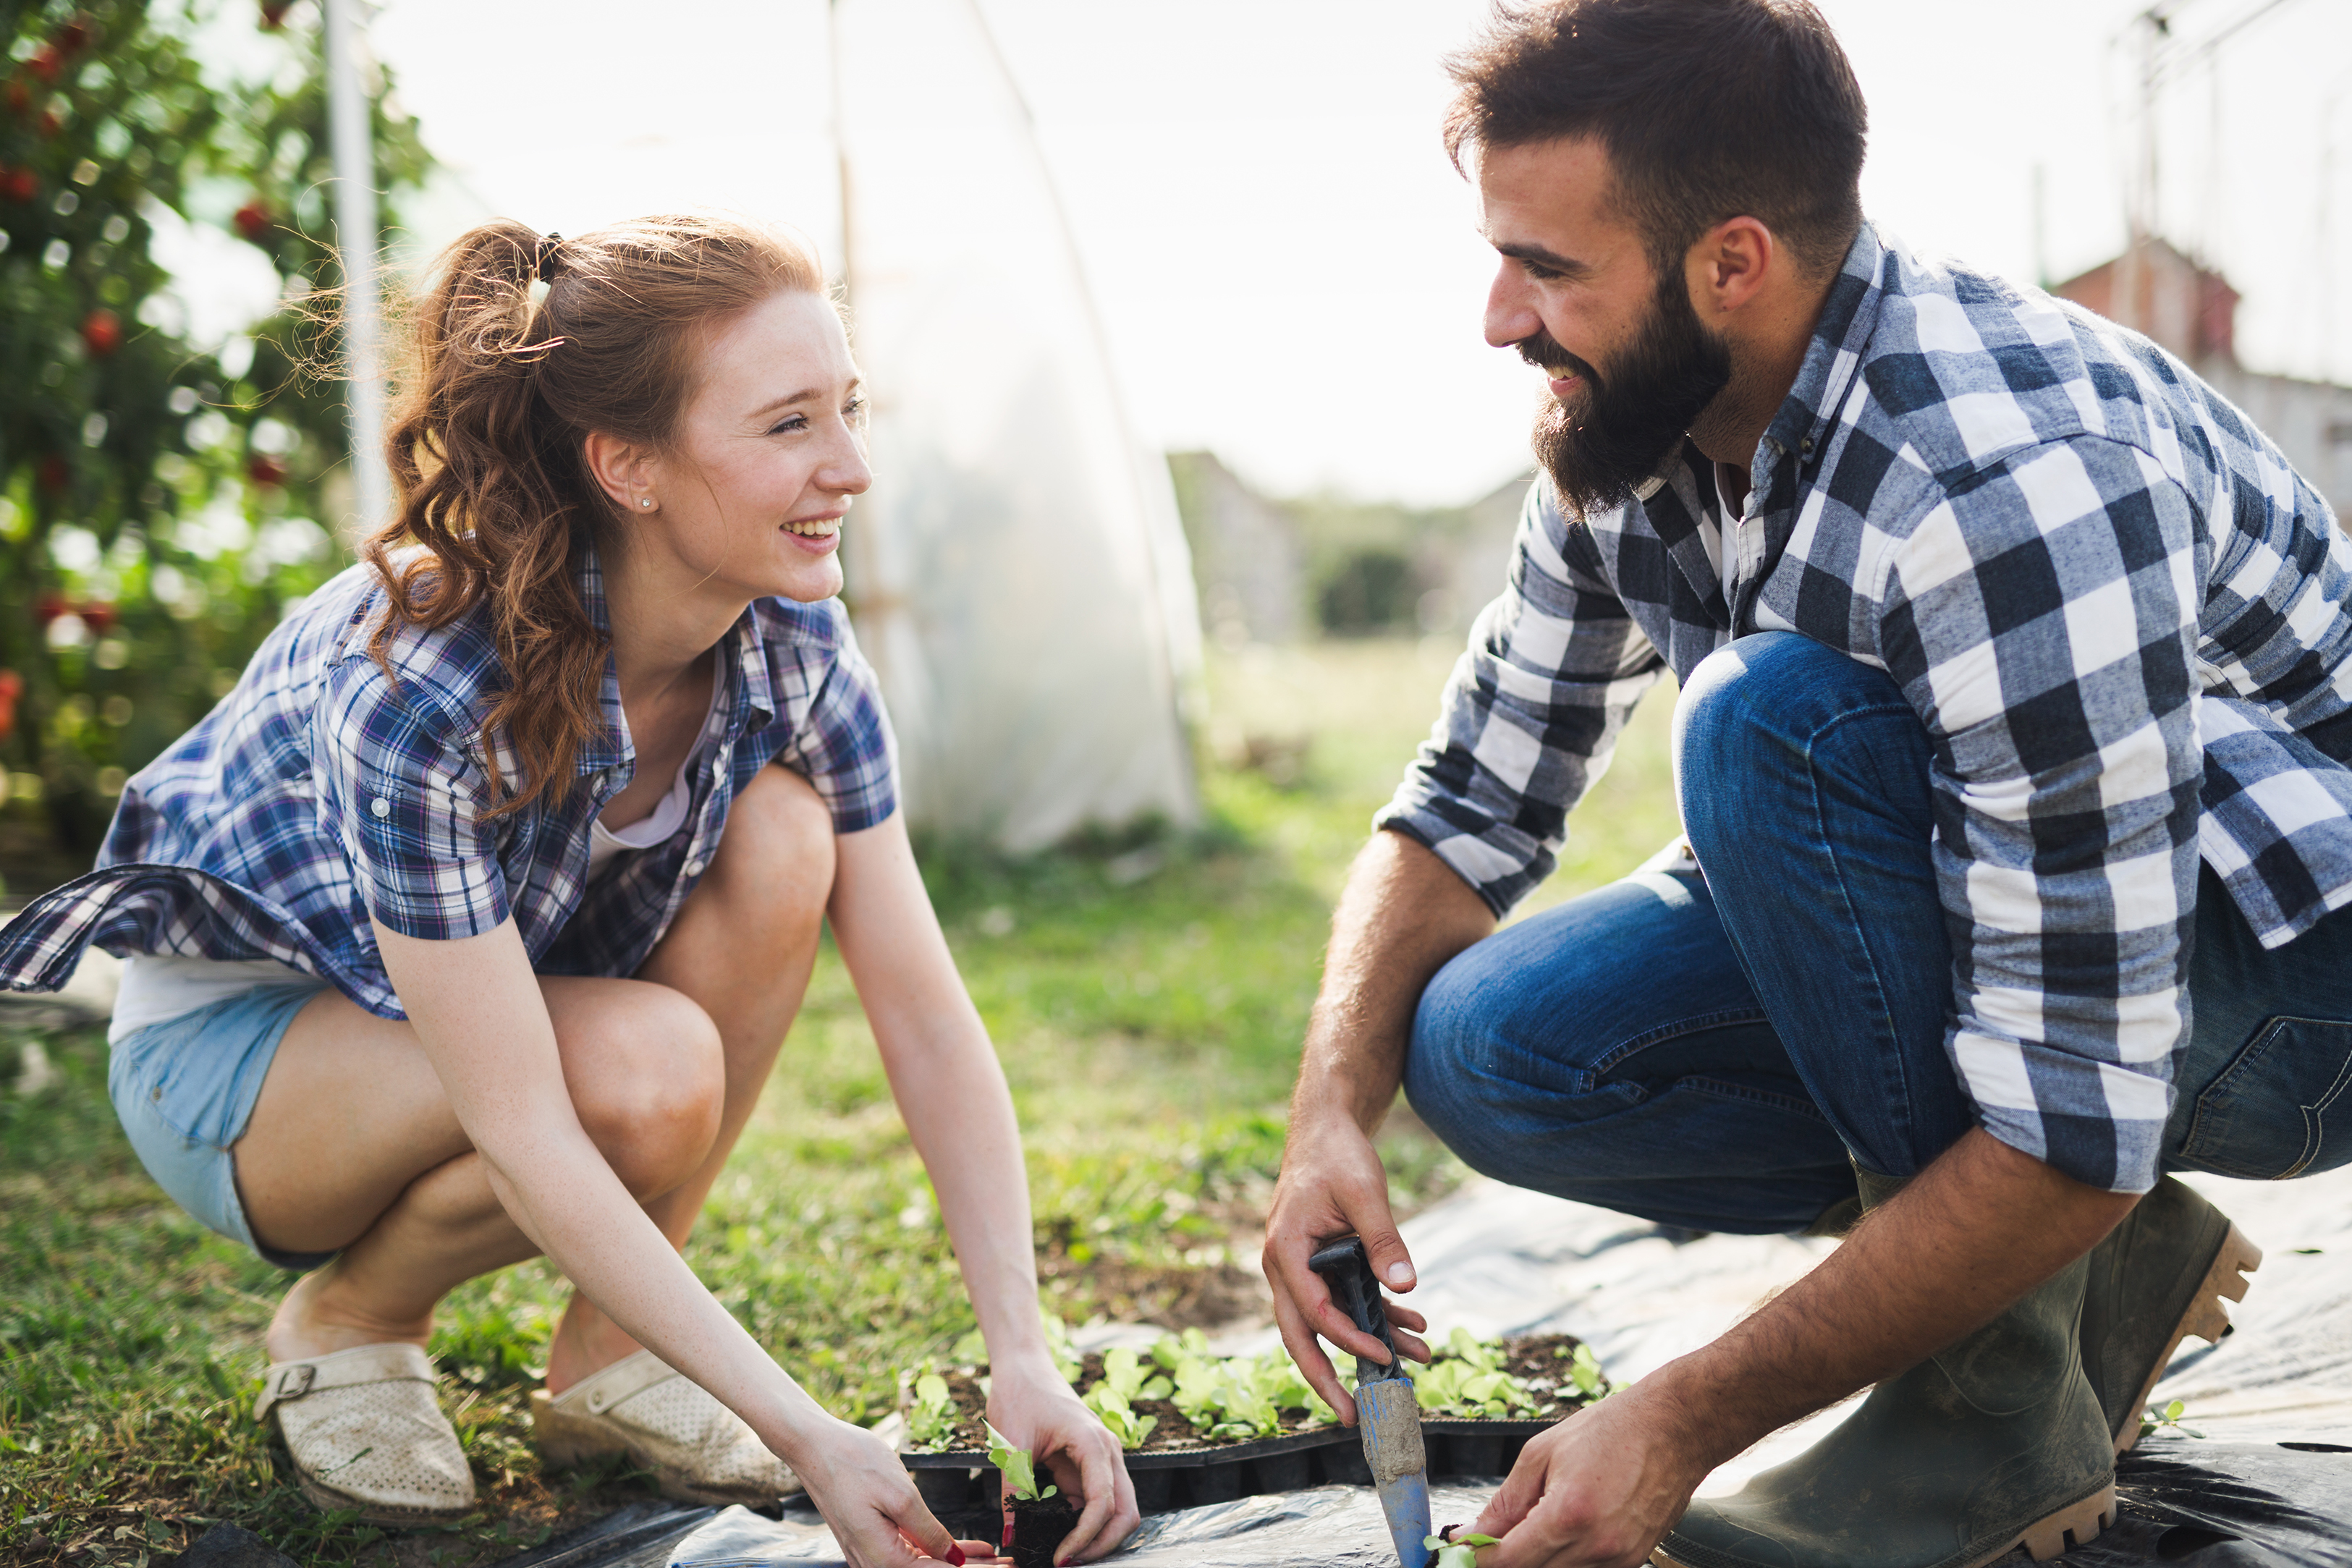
324;0;390;540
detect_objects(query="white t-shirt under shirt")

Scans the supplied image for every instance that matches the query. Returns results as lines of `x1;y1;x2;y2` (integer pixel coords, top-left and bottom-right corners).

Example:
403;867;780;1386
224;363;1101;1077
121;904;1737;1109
109;672;725;1043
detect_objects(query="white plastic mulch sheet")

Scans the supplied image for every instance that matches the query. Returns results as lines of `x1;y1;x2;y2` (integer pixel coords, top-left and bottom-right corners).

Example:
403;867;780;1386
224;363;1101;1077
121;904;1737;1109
667;1486;1501;1568
651;1170;2352;1566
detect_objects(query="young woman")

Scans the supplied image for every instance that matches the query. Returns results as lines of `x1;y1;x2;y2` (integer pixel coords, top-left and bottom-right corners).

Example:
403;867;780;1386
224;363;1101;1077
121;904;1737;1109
0;215;1134;1567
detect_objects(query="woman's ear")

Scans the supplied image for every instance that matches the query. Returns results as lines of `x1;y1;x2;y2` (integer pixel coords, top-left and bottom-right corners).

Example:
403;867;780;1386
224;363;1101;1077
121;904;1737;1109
583;429;658;515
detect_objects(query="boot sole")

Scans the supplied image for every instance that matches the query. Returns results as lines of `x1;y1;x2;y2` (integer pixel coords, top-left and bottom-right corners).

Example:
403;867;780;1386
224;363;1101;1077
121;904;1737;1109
1649;1480;2117;1568
2112;1220;2262;1455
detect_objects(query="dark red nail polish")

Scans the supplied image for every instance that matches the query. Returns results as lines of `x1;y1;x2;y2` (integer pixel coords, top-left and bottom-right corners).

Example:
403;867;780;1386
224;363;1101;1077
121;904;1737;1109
945;1548;966;1566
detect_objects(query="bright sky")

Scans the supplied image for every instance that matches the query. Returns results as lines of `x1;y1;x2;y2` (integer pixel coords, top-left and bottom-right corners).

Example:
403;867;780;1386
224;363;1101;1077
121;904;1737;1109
355;0;2352;507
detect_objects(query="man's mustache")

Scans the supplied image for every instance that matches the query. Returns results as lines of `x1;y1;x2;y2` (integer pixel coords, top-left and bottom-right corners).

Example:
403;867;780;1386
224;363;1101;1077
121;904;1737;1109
1515;329;1602;394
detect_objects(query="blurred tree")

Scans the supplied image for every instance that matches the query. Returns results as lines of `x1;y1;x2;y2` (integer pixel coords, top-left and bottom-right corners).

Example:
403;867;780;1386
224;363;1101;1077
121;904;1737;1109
0;0;428;868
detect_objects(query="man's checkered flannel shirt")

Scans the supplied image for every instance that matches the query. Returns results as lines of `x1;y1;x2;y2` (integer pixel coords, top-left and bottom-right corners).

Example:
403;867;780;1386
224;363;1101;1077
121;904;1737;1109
0;546;897;1020
1380;223;2352;1194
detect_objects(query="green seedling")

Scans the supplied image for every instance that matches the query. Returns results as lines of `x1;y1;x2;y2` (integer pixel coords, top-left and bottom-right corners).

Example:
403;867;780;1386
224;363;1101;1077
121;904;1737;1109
1098;1346;1174;1404
1425;1531;1501;1568
1084;1380;1159;1449
986;1421;1057;1501
1409;1355;1534;1417
2139;1398;2205;1440
907;1371;960;1451
1558;1342;1607;1399
1083;1350;1167;1449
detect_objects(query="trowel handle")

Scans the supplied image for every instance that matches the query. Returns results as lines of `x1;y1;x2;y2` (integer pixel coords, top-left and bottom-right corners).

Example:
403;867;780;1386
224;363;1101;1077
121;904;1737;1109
1309;1234;1403;1374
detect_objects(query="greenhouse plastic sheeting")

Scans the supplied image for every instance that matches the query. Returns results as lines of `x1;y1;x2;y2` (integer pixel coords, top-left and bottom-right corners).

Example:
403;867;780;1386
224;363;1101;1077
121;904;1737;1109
496;1168;2352;1567
829;0;1203;852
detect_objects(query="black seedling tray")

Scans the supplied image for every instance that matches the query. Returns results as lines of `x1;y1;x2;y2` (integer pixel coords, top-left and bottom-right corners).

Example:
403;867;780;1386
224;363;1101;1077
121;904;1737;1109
901;1417;1551;1516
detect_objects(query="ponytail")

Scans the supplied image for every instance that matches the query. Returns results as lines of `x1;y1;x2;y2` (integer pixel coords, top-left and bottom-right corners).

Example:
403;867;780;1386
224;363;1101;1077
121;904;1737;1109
363;214;826;819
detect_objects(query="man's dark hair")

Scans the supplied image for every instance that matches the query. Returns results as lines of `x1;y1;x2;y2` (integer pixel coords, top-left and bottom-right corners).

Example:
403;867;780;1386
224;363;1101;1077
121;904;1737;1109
1444;0;1868;279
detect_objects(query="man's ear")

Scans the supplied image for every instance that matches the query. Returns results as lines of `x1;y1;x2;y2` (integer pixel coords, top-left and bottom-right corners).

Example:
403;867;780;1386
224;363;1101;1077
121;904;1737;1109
583;428;656;514
1687;216;1777;325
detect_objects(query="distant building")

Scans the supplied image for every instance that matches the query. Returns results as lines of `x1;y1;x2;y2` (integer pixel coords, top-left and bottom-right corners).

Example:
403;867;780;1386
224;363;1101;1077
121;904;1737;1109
2055;239;2352;514
1167;450;1307;647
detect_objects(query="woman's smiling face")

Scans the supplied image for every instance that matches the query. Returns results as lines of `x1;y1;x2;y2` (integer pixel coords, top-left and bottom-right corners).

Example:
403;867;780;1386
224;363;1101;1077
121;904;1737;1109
635;288;871;606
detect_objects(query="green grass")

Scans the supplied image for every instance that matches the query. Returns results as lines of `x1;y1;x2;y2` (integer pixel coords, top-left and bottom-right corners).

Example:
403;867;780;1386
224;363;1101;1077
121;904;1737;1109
0;639;1682;1567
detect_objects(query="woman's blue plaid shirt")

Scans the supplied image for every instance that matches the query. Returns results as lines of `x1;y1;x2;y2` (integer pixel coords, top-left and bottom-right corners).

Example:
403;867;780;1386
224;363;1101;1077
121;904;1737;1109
1380;224;2352;1194
0;546;896;1020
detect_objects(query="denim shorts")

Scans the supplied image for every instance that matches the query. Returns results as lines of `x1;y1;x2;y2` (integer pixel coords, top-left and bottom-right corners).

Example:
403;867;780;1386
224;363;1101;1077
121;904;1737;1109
108;982;338;1270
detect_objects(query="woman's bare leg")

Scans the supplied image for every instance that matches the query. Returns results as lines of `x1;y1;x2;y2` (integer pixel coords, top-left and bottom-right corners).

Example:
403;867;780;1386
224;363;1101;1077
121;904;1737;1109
237;975;727;1364
544;764;837;1389
232;763;835;1371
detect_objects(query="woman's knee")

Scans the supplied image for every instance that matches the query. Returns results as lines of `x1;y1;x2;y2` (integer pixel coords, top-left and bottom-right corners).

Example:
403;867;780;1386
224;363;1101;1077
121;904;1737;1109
566;983;725;1197
701;764;834;936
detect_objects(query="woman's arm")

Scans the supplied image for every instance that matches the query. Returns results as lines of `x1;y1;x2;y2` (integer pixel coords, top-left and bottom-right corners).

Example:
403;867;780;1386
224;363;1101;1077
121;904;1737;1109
828;814;1138;1563
376;918;958;1567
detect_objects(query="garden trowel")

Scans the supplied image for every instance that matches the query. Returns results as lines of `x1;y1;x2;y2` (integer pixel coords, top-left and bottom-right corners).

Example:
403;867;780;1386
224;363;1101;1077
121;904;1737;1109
1311;1235;1431;1568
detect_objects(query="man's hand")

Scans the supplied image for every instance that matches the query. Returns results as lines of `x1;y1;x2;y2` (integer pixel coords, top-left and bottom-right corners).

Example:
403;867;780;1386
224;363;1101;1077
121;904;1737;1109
1459;1130;2140;1566
1265;830;1494;1419
1469;1383;1712;1568
1264;1111;1431;1421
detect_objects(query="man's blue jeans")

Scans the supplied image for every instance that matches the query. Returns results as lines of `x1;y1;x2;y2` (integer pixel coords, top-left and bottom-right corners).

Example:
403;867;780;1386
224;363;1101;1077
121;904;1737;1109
1405;632;2352;1234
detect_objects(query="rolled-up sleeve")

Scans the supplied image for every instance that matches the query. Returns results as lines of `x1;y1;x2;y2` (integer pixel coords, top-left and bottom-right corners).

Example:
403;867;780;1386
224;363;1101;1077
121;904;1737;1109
316;656;509;941
1881;434;2203;1192
1377;480;1665;916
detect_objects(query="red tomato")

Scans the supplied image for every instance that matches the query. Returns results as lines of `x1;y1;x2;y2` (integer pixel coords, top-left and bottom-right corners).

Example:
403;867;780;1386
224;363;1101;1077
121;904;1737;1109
81;309;122;356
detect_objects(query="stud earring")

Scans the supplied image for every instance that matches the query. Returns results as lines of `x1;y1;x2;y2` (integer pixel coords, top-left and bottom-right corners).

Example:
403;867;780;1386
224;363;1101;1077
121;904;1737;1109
639;497;653;509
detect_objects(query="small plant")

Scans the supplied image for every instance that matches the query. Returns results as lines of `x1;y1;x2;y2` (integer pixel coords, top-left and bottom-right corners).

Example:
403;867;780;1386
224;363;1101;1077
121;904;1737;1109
1426;1531;1500;1568
1082;1347;1168;1449
1557;1340;1607;1399
986;1421;1057;1501
1409;1332;1535;1418
2140;1398;2205;1440
907;1371;960;1450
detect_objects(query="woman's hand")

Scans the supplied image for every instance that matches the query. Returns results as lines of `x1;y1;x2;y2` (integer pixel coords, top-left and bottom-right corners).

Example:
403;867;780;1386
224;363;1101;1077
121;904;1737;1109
788;1415;983;1566
986;1357;1138;1564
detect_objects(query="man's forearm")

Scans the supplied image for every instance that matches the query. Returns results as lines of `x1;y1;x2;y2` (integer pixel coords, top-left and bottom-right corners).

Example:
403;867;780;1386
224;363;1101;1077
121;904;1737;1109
1654;1129;2141;1472
1293;828;1497;1132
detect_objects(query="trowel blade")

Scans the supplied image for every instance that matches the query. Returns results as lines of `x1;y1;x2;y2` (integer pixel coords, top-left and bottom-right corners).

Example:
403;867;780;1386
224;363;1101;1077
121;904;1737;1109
1358;1375;1432;1568
1376;1469;1433;1568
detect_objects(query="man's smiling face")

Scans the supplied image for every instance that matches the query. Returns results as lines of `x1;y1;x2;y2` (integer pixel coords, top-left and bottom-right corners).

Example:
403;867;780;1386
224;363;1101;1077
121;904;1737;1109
1477;136;1732;514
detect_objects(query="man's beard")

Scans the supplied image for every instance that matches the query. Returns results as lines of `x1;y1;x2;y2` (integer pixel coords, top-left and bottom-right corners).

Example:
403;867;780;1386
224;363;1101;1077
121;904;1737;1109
1523;269;1733;517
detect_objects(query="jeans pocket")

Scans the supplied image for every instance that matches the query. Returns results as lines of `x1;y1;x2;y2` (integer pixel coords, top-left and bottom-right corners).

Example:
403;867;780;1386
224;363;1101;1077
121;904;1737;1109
2178;1016;2352;1180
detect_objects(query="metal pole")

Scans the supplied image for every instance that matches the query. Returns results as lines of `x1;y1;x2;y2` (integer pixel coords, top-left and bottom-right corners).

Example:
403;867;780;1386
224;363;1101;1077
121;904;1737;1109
324;0;390;541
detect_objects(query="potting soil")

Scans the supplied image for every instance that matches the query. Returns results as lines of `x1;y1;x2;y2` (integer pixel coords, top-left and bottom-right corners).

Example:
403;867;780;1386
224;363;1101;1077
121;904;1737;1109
488;1166;2352;1567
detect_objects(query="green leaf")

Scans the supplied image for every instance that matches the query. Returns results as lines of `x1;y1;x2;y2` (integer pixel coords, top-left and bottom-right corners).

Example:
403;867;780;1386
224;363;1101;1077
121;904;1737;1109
985;1420;1043;1500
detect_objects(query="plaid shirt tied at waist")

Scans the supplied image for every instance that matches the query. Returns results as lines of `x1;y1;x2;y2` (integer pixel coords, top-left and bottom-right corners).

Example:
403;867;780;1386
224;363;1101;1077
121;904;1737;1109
1379;222;2352;1193
0;546;896;1020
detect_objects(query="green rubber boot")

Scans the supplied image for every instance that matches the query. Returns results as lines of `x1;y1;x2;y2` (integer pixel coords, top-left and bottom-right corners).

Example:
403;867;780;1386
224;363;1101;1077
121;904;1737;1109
2078;1174;2261;1452
1653;1169;2117;1568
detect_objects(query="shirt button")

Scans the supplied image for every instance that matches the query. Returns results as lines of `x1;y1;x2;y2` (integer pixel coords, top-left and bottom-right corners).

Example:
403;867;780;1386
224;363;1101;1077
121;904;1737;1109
370;797;390;818
685;857;707;876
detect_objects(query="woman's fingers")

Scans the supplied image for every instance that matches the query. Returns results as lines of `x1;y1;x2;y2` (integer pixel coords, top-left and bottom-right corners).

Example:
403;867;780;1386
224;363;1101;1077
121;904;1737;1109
1055;1426;1138;1563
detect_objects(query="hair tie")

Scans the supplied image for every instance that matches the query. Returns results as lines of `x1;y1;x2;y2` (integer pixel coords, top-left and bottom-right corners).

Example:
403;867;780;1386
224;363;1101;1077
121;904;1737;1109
533;232;566;284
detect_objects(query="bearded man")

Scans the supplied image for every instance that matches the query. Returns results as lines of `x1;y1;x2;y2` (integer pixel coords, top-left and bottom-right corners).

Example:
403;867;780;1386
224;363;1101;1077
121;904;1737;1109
1261;2;2352;1566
